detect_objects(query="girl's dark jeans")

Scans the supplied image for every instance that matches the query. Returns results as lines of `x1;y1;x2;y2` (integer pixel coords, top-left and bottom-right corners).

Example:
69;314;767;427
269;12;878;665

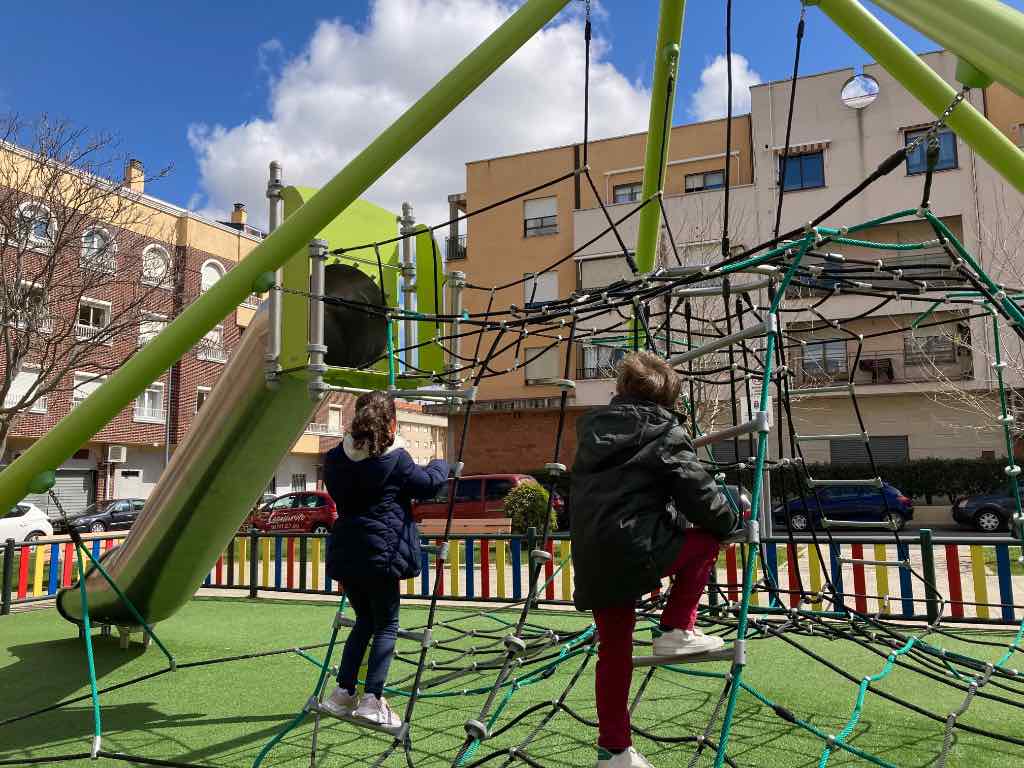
337;576;401;697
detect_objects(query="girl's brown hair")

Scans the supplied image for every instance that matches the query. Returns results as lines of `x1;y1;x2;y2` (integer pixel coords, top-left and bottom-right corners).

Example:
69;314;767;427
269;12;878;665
351;391;397;457
616;351;681;409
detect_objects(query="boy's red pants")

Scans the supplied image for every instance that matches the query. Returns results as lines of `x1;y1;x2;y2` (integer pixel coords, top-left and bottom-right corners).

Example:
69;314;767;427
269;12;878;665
592;530;721;752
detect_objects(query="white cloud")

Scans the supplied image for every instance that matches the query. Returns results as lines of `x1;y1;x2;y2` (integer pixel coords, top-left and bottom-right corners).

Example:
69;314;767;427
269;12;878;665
188;0;650;229
689;53;761;122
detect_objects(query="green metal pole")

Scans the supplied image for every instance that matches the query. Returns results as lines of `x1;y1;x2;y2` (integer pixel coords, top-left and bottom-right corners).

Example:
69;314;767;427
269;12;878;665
634;0;686;274
815;0;1024;197
919;528;939;624
0;0;569;513
870;0;1024;98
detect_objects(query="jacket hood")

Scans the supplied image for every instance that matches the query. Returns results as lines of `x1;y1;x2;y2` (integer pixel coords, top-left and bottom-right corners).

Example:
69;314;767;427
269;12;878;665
574;396;680;473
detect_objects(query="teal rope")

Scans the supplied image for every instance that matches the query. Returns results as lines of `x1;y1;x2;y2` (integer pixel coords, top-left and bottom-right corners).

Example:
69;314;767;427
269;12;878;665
74;543;102;757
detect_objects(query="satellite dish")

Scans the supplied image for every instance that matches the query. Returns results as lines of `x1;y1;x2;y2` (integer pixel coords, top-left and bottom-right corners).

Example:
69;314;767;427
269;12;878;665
323;264;389;368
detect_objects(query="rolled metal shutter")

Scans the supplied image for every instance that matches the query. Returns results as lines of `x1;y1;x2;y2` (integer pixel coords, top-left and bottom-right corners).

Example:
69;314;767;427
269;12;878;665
22;470;95;518
829;436;908;465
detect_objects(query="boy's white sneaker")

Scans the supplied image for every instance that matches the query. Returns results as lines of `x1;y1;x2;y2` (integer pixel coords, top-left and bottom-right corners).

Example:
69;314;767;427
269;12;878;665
652;628;725;657
320;686;357;718
596;746;655;767
354;693;403;732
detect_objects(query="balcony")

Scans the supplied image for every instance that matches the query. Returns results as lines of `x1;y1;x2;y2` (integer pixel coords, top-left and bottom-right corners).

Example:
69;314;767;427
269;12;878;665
80;255;117;274
445;233;466;261
13;313;52;333
241;293;263;309
196;339;228;363
75;323;110;343
134;405;166;423
305;422;343;436
790;345;973;390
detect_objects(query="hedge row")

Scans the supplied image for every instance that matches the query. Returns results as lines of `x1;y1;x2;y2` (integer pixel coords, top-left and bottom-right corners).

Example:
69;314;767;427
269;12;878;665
770;458;1015;505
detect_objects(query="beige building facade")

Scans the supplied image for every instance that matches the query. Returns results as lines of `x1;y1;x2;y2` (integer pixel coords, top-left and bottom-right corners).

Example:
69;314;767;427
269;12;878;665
449;50;1024;474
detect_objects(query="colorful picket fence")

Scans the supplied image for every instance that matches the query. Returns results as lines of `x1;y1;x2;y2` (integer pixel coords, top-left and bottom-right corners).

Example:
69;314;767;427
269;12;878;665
3;531;1022;625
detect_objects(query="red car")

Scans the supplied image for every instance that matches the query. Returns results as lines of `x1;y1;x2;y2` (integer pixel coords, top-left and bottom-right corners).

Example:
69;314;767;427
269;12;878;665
412;473;564;523
250;491;337;535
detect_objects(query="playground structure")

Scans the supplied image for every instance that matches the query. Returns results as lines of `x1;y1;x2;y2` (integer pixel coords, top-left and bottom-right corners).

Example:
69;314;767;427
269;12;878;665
3;1;1024;767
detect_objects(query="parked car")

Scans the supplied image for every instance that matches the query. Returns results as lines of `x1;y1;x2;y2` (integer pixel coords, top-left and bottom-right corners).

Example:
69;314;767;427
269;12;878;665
1;503;53;542
772;483;913;531
249;491;338;535
55;498;146;534
412;474;565;526
952;492;1019;533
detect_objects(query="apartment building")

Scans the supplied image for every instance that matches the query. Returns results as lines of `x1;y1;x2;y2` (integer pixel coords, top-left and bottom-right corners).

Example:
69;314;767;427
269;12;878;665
0;146;355;515
448;50;1024;474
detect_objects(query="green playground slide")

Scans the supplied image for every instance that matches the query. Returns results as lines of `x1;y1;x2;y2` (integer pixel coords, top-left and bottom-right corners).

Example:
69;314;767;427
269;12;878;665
56;306;318;626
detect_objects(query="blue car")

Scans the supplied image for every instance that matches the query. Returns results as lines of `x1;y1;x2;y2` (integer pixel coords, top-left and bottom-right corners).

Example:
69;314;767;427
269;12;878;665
772;483;913;531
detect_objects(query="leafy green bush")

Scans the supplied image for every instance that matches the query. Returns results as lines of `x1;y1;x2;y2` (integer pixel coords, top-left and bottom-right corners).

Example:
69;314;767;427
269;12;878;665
504;481;557;535
769;458;1013;505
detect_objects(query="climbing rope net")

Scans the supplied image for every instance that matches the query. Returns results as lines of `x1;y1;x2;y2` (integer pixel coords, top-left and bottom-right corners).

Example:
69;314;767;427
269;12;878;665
5;3;1024;768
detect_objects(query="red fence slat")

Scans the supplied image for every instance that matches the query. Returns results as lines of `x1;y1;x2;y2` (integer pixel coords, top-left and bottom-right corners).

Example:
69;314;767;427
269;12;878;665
852;543;868;613
17;546;29;599
786;543;799;608
480;538;490;598
945;544;964;618
725;545;739;603
544;540;555;600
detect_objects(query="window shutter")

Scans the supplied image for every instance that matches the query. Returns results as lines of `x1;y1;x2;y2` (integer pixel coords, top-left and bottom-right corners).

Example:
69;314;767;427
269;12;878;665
524;197;557;219
580;257;633;290
524;272;558;304
829;436;908;464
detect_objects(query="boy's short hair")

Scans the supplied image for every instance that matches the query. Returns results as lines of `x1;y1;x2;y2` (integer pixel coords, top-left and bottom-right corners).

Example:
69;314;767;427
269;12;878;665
616;351;681;408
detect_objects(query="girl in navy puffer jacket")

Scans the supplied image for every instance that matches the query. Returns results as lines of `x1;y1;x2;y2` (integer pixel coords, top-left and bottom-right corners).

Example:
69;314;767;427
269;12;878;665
320;391;449;732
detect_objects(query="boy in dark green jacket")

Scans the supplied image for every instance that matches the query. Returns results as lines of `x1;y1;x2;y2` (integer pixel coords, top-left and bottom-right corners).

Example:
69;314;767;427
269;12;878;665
571;351;738;768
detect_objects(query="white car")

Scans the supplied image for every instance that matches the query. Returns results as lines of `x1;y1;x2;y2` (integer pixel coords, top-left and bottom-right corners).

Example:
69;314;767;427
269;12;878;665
0;503;54;543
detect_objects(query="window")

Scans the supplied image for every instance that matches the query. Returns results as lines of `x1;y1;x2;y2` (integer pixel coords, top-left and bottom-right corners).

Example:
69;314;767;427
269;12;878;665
13;281;50;332
579;256;634;291
81;228;116;272
76;299;110;341
196;386;211;412
3;506;29;520
905;128;957;175
455;479;483;502
613;183;642;204
142;245;171;286
523;271;558;307
328;405;343;434
684;170;725;192
197;325;226;363
291;474;307;492
4;366;46;413
580;344;626;380
524;197;557;237
779;151;825;191
904;334;956;365
18;202;54;247
138;313;166;347
830;435;909;464
300;493;323;508
72;372;105;407
134;383;165;423
485;478;517;501
524;345;560;384
200;259;224;292
269;495;296;511
802;339;848;375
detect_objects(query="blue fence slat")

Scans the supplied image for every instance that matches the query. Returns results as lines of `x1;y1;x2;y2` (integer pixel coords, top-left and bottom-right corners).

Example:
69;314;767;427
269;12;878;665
829;543;844;607
91;540;101;559
273;537;282;589
511;539;522;600
465;538;475;599
48;543;60;595
995;544;1016;623
896;541;914;617
325;575;333;593
764;543;779;606
421;547;430;596
204;573;212;587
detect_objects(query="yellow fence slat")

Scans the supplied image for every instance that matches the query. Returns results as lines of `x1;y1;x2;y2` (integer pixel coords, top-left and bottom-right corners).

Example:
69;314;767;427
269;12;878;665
238;538;247;587
874;543;890;613
749;554;760;607
496;541;506;598
809;545;822;611
971;545;990;619
560;541;572;601
32;546;45;596
449;540;460;596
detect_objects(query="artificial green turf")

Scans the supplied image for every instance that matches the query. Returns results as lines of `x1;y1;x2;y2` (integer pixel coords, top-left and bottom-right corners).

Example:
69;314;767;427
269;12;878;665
1;597;1022;767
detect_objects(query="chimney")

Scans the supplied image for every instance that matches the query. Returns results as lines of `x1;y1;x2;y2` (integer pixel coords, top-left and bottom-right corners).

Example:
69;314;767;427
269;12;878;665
124;159;145;194
231;202;247;227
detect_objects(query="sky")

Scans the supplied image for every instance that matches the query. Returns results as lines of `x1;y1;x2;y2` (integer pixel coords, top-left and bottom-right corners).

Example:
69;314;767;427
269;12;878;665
2;1;1022;228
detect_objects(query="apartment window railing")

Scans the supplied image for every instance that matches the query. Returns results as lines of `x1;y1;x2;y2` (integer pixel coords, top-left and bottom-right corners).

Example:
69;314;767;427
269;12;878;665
445;234;467;261
13;313;53;333
134;405;166;423
241;293;263;309
80;254;117;274
791;344;973;388
75;323;108;342
305;422;343;436
196;339;228;363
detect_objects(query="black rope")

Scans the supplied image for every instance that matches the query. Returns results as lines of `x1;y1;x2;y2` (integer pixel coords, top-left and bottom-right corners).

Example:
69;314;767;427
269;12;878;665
772;8;806;244
721;0;734;259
